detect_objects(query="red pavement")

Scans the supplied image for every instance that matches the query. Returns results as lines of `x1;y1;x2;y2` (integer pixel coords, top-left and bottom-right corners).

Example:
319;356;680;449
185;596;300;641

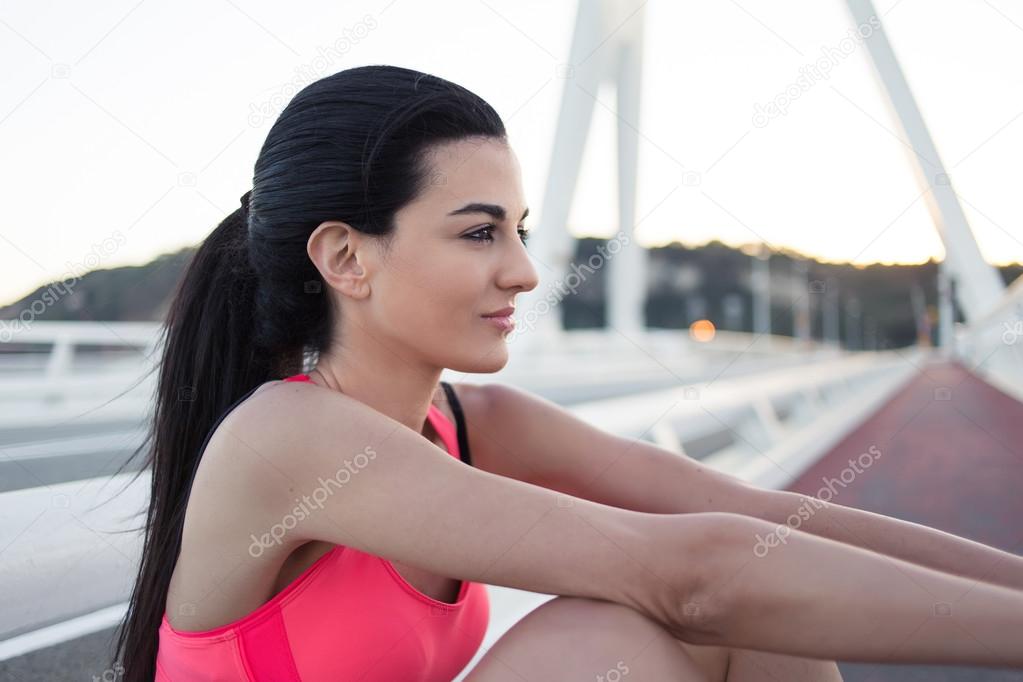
785;358;1023;681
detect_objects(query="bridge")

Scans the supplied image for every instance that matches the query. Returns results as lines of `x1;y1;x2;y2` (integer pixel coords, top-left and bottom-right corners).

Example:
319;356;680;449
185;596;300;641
1;288;1019;679
2;0;1022;679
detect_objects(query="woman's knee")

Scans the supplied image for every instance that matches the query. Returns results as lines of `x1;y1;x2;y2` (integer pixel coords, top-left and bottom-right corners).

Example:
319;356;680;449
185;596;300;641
463;596;716;681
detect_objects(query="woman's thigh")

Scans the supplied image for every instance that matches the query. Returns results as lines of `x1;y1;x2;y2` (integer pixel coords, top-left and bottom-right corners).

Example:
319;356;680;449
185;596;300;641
674;638;845;681
463;596;724;681
722;647;844;681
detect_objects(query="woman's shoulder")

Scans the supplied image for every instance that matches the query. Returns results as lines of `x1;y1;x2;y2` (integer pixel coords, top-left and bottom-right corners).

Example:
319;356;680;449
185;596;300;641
190;379;331;513
202;379;494;490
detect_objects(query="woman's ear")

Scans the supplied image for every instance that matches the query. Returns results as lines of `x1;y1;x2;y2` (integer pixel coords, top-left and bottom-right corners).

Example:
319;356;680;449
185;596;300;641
307;220;372;300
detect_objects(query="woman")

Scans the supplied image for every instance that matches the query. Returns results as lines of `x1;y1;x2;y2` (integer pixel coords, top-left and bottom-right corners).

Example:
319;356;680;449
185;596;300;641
113;65;1023;681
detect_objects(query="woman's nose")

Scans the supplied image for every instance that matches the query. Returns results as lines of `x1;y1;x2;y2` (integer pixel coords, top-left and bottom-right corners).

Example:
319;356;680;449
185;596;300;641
502;239;540;293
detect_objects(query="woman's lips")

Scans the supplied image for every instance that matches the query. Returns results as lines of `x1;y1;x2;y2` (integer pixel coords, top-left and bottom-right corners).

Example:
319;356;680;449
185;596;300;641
482;314;514;332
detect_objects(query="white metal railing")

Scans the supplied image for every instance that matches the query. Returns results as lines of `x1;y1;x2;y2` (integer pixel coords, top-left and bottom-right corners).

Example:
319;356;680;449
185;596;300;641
0;321;832;430
569;348;918;486
955;274;1023;402
0;322;162;430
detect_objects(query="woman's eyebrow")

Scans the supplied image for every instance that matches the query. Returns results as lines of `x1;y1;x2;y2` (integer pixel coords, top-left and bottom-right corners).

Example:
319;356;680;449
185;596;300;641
447;202;530;222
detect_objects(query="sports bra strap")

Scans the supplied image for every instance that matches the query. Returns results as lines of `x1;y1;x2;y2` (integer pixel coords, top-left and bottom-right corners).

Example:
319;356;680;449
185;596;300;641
439;381;472;468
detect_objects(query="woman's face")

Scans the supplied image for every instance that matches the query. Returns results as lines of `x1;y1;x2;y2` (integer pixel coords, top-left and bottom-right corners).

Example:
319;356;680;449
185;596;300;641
340;137;539;373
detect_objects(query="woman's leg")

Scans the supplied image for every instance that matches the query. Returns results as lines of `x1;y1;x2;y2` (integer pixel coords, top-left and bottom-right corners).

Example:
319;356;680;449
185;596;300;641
463;596;720;681
673;638;845;681
698;644;844;681
672;634;846;681
673;640;731;680
670;628;848;681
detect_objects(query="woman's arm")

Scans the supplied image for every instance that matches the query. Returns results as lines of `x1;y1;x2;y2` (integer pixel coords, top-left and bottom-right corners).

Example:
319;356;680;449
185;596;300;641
752;489;1023;592
233;383;1023;668
684;512;1023;668
468;383;1023;593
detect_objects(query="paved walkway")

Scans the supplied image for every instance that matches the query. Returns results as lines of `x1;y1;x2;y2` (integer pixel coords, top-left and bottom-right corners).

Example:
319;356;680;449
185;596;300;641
786;359;1023;681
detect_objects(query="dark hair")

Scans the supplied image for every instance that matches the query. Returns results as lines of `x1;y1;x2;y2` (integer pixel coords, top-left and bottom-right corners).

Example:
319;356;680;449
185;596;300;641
112;64;507;681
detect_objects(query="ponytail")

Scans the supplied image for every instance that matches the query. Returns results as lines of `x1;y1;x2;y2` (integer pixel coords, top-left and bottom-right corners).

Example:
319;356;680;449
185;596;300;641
112;193;300;681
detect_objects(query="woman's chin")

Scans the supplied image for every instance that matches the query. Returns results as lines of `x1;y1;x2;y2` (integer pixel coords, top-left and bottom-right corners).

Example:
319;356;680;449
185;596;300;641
454;342;508;374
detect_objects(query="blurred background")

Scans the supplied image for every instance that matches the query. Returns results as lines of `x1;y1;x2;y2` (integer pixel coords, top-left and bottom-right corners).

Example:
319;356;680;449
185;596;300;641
1;0;1021;680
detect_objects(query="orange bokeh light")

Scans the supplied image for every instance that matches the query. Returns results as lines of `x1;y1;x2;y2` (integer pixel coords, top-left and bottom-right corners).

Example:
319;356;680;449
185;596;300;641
689;319;716;342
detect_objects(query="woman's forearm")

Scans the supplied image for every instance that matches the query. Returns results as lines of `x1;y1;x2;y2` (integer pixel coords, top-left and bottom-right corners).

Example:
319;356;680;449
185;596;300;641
755;489;1023;592
686;513;1023;668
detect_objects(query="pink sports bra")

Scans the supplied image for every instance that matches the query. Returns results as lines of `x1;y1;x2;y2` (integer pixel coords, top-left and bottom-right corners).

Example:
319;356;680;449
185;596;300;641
155;374;490;681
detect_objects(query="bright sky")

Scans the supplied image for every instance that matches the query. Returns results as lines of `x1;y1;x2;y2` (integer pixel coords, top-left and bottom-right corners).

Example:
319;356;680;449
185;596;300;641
2;0;1022;307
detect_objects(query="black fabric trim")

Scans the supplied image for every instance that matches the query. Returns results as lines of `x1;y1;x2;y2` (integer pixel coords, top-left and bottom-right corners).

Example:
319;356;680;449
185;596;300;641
172;383;280;564
439;381;472;467
182;384;263;509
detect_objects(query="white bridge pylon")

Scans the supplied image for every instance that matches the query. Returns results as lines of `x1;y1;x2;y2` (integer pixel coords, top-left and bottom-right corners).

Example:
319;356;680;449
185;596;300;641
844;0;1005;322
521;0;648;340
522;0;1005;341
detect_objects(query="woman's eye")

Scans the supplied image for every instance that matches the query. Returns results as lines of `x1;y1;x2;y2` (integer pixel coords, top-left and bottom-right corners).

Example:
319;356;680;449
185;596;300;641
466;225;496;242
466;225;531;244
